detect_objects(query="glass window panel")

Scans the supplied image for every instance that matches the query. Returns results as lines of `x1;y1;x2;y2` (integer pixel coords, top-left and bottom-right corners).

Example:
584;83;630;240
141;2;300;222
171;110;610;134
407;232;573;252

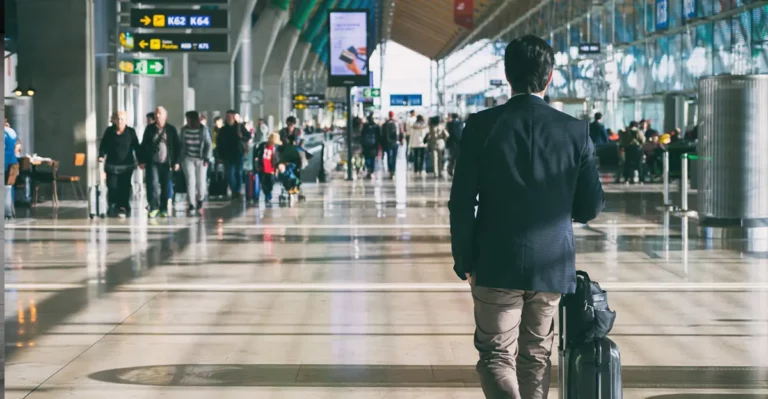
699;0;716;17
590;11;601;42
616;0;636;43
713;19;732;73
714;0;735;14
753;5;768;41
669;34;683;90
732;12;752;74
645;0;656;34
635;0;646;39
669;0;682;29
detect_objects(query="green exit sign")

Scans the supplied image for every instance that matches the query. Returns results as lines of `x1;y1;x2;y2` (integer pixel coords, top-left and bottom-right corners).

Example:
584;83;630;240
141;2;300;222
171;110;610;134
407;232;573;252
119;58;168;76
363;88;380;98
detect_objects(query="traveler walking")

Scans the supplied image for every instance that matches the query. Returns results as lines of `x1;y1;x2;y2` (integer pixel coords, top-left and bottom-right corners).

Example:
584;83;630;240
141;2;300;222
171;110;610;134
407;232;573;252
180;111;213;216
98;111;141;217
381;111;402;178
425;116;449;178
280;116;303;146
216;110;251;198
589;112;609;145
449;35;605;399
619;121;645;184
446;113;464;176
141;106;181;218
253;132;282;203
408;115;429;175
360;113;381;179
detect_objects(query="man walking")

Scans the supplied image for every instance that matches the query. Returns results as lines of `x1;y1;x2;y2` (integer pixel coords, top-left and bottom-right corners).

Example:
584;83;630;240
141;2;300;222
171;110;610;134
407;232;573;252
141;106;181;218
589;112;609;145
180;111;213;216
381;111;402;179
216;110;251;198
360;113;381;179
449;35;605;399
446;113;464;176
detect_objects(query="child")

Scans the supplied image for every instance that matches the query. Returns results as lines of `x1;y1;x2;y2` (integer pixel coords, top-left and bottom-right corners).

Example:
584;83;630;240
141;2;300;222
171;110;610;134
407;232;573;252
253;132;281;203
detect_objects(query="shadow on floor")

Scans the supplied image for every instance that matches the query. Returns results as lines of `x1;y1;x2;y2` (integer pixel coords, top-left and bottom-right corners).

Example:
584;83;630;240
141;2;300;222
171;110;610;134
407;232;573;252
89;364;768;389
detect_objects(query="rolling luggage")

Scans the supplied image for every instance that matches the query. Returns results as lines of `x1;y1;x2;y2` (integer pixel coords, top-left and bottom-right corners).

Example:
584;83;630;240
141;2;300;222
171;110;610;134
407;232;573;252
245;171;260;202
558;271;622;399
208;162;228;198
88;162;108;219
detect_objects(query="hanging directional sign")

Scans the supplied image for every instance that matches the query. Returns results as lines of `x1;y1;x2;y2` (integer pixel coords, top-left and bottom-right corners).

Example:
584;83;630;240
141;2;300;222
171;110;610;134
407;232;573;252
130;9;228;29
126;33;228;52
118;59;168;76
293;93;326;109
130;0;227;4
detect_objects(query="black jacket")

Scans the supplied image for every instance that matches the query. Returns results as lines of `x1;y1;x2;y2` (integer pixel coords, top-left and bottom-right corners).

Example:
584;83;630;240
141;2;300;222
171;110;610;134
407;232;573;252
99;126;141;166
140;123;181;166
217;122;251;161
449;95;604;294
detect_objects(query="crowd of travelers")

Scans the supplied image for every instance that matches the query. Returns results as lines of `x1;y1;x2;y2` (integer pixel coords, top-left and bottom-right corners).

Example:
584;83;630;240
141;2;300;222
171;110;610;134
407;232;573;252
588;112;697;184
94;106;324;218
352;110;465;179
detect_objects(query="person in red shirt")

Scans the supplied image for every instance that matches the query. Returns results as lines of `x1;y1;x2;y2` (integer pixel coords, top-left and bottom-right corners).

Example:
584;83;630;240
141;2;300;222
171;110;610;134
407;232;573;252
253;132;282;203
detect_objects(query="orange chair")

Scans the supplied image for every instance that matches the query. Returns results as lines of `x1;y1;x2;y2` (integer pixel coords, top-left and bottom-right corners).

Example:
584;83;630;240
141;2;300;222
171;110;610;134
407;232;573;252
56;153;86;202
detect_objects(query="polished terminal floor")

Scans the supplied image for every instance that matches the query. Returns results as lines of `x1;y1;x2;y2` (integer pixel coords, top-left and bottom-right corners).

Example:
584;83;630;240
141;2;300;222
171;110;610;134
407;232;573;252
4;164;768;398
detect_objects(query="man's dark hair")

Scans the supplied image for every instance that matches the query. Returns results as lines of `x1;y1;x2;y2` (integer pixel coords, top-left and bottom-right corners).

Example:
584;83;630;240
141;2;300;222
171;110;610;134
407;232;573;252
225;109;237;115
146;112;155;120
594;112;603;121
504;35;555;94
629;121;639;128
213;116;222;123
286;116;297;125
451;113;459;120
185;110;200;121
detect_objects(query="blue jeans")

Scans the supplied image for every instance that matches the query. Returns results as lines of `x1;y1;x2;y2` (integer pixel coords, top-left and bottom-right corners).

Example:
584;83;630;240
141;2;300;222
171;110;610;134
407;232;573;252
384;145;398;174
225;157;244;196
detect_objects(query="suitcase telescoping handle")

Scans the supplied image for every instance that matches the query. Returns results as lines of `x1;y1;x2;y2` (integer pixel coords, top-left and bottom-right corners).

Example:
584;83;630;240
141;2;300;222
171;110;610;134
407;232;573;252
559;295;566;352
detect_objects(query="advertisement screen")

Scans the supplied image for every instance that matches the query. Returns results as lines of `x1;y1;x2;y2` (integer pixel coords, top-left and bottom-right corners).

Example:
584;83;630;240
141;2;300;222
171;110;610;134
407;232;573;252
328;10;370;87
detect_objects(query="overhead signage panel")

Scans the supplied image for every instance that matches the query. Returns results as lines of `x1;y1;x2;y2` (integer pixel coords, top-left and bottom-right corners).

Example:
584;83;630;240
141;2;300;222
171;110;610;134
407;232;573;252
130;0;227;4
293;93;326;110
130;9;228;29
390;94;423;107
127;33;228;52
328;9;370;87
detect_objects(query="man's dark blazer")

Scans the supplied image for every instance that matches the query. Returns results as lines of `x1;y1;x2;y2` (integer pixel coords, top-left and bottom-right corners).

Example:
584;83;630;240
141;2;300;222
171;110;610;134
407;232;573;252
449;94;604;294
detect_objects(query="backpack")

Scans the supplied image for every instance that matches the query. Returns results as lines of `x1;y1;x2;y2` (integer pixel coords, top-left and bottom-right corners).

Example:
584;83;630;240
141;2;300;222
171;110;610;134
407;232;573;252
382;120;399;147
562;271;616;344
362;124;378;147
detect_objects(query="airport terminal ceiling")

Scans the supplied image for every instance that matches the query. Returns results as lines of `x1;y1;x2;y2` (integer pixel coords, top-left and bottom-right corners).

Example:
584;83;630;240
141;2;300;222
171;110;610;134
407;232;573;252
387;0;543;60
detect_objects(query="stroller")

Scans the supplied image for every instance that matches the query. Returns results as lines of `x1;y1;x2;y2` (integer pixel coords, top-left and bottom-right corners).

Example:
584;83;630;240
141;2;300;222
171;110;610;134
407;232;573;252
277;163;305;204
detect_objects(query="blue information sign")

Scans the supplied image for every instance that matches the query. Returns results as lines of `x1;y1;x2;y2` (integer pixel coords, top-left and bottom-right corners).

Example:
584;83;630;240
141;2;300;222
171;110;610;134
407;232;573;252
683;0;696;21
656;0;669;30
390;94;422;107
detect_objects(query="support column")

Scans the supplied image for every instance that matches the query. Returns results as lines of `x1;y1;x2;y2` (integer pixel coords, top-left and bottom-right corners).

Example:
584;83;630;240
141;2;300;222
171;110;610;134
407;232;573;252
252;0;291;120
155;54;191;127
16;0;98;184
237;25;253;121
263;0;319;123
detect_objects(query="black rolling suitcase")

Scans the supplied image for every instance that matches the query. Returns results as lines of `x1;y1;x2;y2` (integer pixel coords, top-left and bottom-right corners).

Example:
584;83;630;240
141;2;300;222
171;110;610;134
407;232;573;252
558;271;622;399
208;162;228;199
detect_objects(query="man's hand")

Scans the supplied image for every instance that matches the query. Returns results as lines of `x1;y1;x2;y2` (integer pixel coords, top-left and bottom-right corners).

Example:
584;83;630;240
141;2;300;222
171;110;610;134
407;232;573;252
466;273;473;286
97;157;104;163
138;163;145;170
173;164;180;172
203;161;209;168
